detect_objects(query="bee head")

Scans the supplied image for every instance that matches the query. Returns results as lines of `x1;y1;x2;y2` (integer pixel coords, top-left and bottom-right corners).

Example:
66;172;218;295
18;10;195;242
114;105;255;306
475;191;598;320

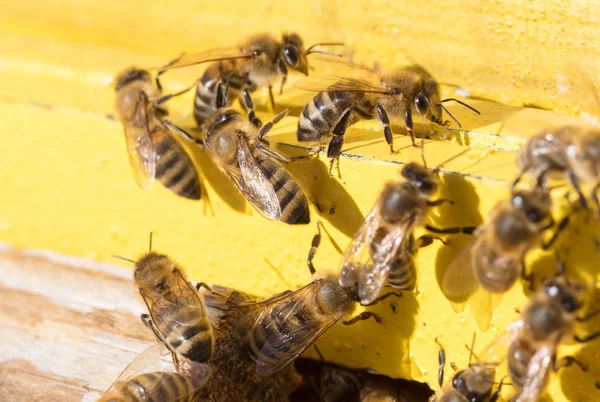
414;77;442;124
544;275;586;314
281;32;308;75
134;252;176;289
114;68;152;91
401;162;439;195
510;189;551;225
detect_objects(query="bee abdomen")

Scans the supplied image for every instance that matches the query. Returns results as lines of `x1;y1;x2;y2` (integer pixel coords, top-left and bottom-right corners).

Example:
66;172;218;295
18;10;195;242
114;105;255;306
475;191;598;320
508;339;533;391
387;258;417;290
194;62;244;125
101;372;199;402
153;132;201;200
258;157;310;224
166;308;213;362
297;92;354;142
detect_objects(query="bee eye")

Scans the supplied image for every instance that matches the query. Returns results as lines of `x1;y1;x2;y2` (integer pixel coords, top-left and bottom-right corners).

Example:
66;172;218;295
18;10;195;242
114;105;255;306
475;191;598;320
526;208;543;223
415;94;429;114
283;46;300;67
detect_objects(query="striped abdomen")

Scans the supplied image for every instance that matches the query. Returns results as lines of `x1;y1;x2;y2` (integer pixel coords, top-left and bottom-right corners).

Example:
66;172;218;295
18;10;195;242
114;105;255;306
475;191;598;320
99;372;200;402
297;91;372;143
472;239;520;293
152;131;201;200
256;155;310;225
158;304;213;363
386;234;418;291
194;61;245;125
507;337;535;392
247;297;313;363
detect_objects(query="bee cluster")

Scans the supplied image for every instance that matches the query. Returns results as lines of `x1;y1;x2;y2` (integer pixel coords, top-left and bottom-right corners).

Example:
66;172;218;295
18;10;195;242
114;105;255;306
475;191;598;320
104;31;600;402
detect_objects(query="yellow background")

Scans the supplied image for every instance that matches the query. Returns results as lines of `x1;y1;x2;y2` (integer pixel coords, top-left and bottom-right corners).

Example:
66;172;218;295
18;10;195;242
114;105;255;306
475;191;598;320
1;1;599;401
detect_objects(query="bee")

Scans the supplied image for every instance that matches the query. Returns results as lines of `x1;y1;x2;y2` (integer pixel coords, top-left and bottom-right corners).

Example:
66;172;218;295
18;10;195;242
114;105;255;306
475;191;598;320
339;151;477;306
99;342;211;402
133;250;214;365
441;188;569;330
171;84;312;225
480;261;599;402
244;225;383;376
430;336;505;402
114;67;202;200
294;61;480;172
157;32;343;123
194;284;304;402
515;125;600;212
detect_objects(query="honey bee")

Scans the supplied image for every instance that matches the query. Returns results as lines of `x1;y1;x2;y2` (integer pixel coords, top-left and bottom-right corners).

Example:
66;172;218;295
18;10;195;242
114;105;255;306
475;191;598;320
339;152;477;306
134;250;214;365
172;87;312;224
99;342;211;402
441;188;569;330
157;32;343;123
480;261;599;402
294;61;480;172
515;125;600;212
114;67;202;200
194;284;304;401
430;336;505;402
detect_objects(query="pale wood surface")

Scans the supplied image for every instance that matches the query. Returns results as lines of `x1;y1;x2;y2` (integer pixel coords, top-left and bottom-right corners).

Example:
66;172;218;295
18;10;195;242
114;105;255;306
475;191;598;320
0;243;155;402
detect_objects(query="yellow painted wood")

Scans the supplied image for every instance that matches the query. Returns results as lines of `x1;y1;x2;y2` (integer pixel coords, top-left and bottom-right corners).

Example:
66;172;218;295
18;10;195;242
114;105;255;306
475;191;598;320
1;2;599;401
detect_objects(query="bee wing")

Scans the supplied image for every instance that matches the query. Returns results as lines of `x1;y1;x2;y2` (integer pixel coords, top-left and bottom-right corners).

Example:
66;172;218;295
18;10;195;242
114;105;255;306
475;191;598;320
141;270;207;334
199;284;260;327
441;235;481;300
479;319;523;367
123;95;156;189
340;203;414;305
294;74;390;94
469;287;503;331
517;345;555;402
102;342;211;401
221;136;282;220
158;47;254;73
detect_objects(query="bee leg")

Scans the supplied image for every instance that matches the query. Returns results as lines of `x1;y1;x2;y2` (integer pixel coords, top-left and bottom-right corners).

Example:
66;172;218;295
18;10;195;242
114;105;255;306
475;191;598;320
576;308;600;322
172;353;181;371
426;198;455;207
489;376;508;402
575;331;600;343
257;144;315;164
553;355;588;372
153;78;201;107
241;88;262;128
417;235;448;247
520;262;535;290
307;221;323;276
591;183;600;214
434;337;445;387
369;292;403;305
140;314;167;344
376;105;397;154
541;214;570;249
404;107;418;148
268;86;277;112
567;170;589;210
162;120;204;147
424;224;478;235
342;311;382;325
326;108;353;176
257;107;293;142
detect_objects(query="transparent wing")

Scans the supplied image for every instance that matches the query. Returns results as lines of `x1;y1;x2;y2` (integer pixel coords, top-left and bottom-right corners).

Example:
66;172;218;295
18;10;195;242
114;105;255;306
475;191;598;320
479;319;523;366
100;342;210;401
294;75;390;94
557;61;600;124
221;136;282;220
141;270;207;336
199;284;260;327
158;47;255;73
516;345;554;402
255;317;339;376
123;95;156;189
441;235;481;300
339;202;414;305
469;288;503;332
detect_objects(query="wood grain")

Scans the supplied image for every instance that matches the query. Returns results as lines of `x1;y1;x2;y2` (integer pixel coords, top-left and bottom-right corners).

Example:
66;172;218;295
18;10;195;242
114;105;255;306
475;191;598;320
0;243;154;402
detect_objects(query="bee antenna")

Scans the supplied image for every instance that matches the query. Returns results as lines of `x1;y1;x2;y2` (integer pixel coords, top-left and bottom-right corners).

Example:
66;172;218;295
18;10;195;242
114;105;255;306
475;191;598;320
149;231;154;252
305;49;344;58
467;332;476;366
439;98;481;115
113;255;135;263
438;104;462;128
305;42;345;53
432;149;470;173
